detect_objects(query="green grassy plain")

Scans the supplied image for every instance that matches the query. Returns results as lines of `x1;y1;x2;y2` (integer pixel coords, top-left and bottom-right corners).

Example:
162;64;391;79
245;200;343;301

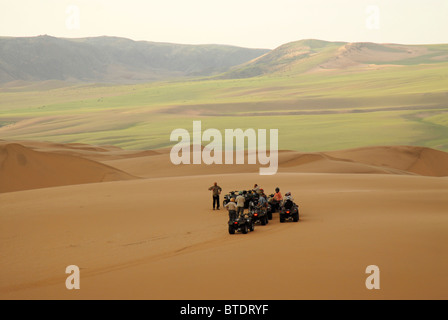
1;61;447;152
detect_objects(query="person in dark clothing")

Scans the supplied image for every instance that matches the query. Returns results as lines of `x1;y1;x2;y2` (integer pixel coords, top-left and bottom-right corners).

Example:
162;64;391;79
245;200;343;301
208;182;222;210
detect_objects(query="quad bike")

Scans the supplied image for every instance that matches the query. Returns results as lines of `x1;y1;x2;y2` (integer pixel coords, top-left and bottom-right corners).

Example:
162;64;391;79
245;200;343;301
244;190;256;209
279;199;299;223
266;203;273;220
248;201;269;226
268;194;281;214
250;196;272;221
228;213;254;234
223;191;238;207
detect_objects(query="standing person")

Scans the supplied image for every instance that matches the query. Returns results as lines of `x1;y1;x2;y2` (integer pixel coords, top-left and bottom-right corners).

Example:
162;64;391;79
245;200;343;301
253;184;261;195
236;191;246;217
225;198;238;221
208;182;222;210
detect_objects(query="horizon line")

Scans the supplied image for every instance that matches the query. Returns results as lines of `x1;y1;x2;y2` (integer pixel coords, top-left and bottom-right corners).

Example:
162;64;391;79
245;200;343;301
1;34;448;50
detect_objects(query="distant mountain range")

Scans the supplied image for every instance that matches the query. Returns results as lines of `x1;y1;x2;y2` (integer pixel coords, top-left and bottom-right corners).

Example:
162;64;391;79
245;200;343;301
1;36;447;84
0;35;269;83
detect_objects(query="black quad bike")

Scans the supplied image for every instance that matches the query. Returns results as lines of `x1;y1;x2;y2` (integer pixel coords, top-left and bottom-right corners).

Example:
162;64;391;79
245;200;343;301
279;199;299;223
250;197;273;221
249;201;269;226
266;203;273;220
228;214;254;234
244;191;257;209
223;191;238;207
268;194;281;214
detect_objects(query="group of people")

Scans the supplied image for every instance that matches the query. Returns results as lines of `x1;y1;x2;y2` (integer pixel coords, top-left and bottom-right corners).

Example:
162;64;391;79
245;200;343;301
208;182;294;220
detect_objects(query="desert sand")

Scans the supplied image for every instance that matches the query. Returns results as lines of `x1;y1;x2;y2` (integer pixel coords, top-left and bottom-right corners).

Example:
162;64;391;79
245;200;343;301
0;140;447;299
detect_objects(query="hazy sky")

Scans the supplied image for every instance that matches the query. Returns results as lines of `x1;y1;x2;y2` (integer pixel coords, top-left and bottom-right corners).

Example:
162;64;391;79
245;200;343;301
1;0;447;48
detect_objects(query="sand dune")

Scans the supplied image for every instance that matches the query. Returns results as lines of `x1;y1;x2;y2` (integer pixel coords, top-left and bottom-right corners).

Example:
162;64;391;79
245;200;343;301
0;142;136;193
0;140;447;299
100;145;448;179
325;146;448;177
0;140;162;161
4;141;446;178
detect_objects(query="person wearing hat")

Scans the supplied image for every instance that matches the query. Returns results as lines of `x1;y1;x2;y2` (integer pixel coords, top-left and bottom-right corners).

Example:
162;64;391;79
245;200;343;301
225;198;238;221
208;182;222;210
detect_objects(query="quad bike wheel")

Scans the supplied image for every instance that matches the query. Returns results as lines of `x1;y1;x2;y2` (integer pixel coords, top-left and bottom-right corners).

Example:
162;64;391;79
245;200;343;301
249;222;255;232
293;212;299;222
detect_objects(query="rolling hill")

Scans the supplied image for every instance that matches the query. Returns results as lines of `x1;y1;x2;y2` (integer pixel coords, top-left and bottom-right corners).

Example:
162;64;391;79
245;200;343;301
0;35;269;83
2;36;447;84
221;39;448;78
0;38;447;152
